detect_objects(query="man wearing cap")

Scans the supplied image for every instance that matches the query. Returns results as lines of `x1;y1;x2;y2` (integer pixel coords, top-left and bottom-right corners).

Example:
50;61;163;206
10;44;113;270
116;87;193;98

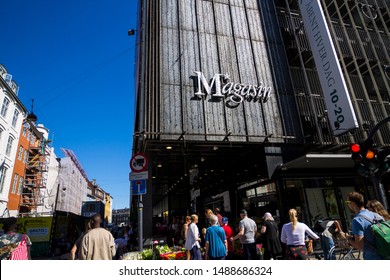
233;209;257;260
221;216;234;258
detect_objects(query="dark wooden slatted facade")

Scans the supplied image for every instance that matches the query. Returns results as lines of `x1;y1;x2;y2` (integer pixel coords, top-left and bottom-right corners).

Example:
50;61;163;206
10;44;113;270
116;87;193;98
133;0;390;239
135;0;302;144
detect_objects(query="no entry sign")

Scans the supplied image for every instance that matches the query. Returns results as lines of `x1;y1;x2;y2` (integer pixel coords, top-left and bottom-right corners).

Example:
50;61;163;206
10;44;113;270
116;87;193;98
130;152;148;172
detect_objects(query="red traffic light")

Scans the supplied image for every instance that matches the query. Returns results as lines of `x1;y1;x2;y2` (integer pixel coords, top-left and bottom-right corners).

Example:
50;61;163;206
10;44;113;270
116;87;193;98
350;143;361;153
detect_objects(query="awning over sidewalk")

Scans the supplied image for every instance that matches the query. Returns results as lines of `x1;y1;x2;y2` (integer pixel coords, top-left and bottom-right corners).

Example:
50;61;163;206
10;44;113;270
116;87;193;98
281;154;354;170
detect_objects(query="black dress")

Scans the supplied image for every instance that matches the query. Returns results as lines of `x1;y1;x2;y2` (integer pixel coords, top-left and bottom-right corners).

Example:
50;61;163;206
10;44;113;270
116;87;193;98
262;220;282;260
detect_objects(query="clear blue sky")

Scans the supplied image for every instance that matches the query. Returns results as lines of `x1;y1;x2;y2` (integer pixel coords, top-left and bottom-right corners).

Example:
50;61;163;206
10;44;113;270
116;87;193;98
1;0;138;209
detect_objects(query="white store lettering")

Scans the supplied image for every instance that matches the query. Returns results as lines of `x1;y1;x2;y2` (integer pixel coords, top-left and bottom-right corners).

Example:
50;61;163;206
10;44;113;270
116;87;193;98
194;71;272;106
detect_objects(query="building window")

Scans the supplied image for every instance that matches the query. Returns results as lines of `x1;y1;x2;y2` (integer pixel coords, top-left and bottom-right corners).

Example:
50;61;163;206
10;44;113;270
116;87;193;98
22;126;27;137
5;136;14;156
0;166;8;193
11;109;19;127
86;204;96;212
0;97;10;118
18;146;23;160
17;176;24;194
11;174;19;193
23;150;28;164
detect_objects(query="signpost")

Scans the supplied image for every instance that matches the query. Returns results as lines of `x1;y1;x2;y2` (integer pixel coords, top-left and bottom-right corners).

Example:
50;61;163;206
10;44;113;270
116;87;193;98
129;152;149;252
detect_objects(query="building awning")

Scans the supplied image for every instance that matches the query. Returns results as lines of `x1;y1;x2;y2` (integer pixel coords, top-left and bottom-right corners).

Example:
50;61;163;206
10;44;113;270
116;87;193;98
281;154;354;170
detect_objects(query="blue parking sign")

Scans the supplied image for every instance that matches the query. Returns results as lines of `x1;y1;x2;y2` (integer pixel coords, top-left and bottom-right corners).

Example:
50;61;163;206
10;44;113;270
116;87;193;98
131;179;147;195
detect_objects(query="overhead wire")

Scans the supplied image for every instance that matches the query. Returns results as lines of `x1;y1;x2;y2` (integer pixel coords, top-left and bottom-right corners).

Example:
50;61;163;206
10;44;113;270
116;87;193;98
34;46;134;110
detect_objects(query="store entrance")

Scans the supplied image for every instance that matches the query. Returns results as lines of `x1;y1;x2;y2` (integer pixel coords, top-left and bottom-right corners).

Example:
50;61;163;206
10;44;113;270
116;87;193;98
282;177;366;232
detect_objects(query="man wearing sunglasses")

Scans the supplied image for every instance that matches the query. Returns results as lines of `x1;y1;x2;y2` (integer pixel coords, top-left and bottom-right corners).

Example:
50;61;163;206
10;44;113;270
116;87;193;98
345;191;384;260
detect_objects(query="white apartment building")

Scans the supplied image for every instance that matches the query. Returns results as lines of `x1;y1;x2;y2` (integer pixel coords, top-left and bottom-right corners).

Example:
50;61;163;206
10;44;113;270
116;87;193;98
56;149;88;215
34;125;60;216
0;64;27;217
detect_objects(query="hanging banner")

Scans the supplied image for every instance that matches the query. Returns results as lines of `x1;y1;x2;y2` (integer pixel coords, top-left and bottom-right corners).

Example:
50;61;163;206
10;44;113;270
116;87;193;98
299;0;359;136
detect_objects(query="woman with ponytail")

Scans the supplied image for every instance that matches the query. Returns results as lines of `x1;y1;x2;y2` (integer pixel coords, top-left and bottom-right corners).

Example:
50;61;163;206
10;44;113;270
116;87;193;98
280;209;319;260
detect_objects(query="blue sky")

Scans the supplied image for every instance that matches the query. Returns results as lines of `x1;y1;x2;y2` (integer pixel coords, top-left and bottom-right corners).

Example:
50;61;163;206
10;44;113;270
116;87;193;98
1;0;138;209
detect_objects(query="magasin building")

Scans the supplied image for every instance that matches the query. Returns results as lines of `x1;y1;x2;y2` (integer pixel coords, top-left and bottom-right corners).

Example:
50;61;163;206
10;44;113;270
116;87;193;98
132;0;390;238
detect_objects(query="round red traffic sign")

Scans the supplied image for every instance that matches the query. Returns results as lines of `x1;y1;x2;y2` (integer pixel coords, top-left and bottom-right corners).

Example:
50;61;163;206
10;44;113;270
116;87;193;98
130;152;148;172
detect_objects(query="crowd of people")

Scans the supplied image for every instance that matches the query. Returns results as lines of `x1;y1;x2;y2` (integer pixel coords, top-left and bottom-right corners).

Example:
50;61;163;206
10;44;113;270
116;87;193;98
0;191;389;260
160;191;390;261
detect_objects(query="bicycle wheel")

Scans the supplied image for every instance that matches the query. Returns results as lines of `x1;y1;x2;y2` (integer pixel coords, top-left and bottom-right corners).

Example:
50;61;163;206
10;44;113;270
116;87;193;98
339;248;356;260
328;246;337;260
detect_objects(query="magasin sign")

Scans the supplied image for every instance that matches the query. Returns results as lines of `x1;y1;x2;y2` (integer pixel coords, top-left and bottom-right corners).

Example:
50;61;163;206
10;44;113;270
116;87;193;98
193;71;272;107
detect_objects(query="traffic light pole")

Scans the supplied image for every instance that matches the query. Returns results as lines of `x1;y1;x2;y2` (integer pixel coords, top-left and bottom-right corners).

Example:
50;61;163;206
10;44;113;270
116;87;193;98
366;116;390;210
368;173;389;211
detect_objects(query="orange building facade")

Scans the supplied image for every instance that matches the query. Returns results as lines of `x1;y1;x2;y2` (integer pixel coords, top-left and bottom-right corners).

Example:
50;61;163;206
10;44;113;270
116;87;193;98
7;125;30;214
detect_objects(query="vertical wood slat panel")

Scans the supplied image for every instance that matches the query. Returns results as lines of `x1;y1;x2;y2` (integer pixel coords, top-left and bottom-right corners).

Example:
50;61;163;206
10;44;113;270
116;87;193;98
160;0;182;140
180;1;205;141
197;0;226;141
227;3;253;141
181;0;198;31
215;2;246;141
181;29;204;141
160;28;181;85
161;0;178;29
161;84;183;140
214;3;233;37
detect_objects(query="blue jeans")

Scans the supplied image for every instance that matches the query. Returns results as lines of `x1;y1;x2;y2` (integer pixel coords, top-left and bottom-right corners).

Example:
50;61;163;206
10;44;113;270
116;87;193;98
190;246;202;260
321;235;335;260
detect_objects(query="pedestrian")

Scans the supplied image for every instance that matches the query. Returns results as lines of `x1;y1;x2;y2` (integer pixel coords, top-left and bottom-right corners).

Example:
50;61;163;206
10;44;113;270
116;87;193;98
366;199;390;221
280;209;319;260
204;209;215;227
221;216;234;258
168;216;179;246
260;212;282;260
79;214;116;260
205;215;227;260
69;221;91;260
215;208;223;226
345;192;384;260
184;214;202;260
233;209;257;260
319;220;336;260
0;217;32;260
181;215;191;260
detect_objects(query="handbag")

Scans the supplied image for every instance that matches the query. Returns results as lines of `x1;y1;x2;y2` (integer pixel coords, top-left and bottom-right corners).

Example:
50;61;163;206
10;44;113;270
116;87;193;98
9;235;29;260
305;239;313;254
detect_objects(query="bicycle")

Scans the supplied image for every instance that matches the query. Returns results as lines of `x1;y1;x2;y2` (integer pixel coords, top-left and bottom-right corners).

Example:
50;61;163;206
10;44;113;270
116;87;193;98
328;245;361;260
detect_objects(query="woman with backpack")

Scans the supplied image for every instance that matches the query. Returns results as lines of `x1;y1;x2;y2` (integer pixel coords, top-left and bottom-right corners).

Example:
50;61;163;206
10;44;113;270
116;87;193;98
366;199;390;221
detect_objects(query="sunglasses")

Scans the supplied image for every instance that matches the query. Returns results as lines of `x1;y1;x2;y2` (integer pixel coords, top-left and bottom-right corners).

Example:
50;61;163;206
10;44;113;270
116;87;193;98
345;200;352;205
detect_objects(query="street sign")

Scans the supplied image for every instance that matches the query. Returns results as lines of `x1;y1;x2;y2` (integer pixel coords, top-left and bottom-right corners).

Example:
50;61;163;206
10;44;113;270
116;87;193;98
129;171;149;181
130;152;148;172
131;179;147;195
